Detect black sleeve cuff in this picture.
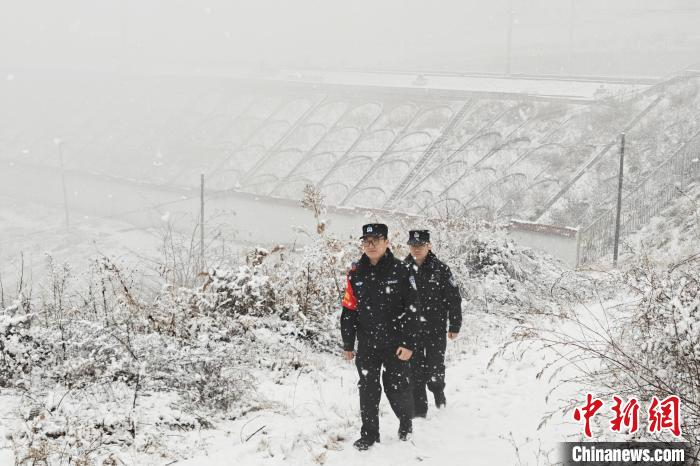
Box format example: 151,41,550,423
448,326,460,333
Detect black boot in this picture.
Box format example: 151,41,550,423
398,419,413,441
434,391,446,408
353,435,379,451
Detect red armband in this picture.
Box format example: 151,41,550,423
341,274,357,311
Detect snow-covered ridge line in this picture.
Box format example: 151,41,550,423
268,68,654,101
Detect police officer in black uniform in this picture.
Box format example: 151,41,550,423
404,230,462,417
341,223,420,450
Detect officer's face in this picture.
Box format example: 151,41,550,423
362,235,389,262
409,242,431,263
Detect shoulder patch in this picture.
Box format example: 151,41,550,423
448,273,457,287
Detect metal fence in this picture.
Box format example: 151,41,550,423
577,131,700,266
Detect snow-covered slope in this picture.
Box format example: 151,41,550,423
621,181,699,265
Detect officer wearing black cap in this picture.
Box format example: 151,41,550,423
340,223,420,450
405,229,462,417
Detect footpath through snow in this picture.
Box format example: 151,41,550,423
176,306,588,466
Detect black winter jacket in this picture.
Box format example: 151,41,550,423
340,249,420,352
404,251,462,335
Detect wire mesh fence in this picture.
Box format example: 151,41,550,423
577,131,700,266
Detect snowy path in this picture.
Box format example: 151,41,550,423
178,310,580,466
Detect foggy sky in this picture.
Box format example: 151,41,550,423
2,0,700,77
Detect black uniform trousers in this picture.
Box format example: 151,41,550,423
410,332,447,416
355,343,414,440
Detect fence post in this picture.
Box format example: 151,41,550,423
612,133,625,268
55,138,70,229
200,173,205,270
575,228,582,269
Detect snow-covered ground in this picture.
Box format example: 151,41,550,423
0,393,17,465
0,305,577,466
159,307,590,466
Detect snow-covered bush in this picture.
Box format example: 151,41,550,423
463,237,523,281
270,236,357,351
3,254,263,464
152,233,353,356
0,301,49,389
10,385,213,465
203,265,276,317
154,213,242,288
507,255,700,453
619,258,700,443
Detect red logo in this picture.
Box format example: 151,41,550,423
573,393,603,438
610,396,640,434
648,395,681,437
573,394,682,438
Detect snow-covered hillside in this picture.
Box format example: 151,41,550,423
621,181,699,265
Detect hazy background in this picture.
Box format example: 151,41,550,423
2,0,700,77
1,0,699,277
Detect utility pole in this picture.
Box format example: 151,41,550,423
506,0,514,75
568,0,575,74
612,133,625,267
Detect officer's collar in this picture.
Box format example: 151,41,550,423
405,250,435,269
360,248,394,270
